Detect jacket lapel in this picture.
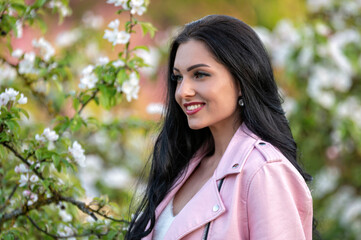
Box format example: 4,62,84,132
144,150,206,240
163,176,225,240
146,123,259,240
162,124,259,239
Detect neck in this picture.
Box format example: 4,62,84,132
209,121,241,159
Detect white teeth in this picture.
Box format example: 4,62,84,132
186,104,203,111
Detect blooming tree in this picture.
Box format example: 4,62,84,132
0,0,156,239
255,0,361,238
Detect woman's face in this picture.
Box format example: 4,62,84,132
174,40,241,130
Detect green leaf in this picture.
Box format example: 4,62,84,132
10,3,27,15
73,98,80,111
19,108,29,119
35,148,54,161
132,45,149,52
99,85,117,109
5,120,20,136
139,21,157,38
35,17,47,34
32,0,47,8
116,68,127,85
52,155,62,172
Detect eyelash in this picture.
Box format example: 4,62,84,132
171,71,210,82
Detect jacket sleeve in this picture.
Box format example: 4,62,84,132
246,161,313,240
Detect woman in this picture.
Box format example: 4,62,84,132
126,15,315,240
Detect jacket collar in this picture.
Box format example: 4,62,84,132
214,122,259,180
144,123,259,240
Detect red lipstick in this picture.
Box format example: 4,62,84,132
183,102,206,115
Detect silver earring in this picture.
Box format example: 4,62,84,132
238,98,244,107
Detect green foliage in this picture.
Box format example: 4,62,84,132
0,0,156,238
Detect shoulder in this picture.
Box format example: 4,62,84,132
240,139,311,200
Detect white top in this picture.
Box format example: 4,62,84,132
152,197,176,240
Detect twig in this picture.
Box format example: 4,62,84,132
89,207,129,224
59,196,98,221
27,216,110,239
78,89,99,115
1,142,44,181
0,185,18,213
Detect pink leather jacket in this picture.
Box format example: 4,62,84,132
143,123,313,240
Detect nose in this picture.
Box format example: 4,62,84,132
175,77,196,99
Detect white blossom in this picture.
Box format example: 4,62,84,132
82,11,104,29
15,164,29,173
57,224,75,240
0,93,9,106
30,174,39,183
59,209,73,222
68,141,86,167
315,23,331,36
27,193,38,206
48,0,71,17
19,174,29,187
146,103,164,115
136,47,160,75
32,37,55,62
106,0,127,7
131,0,144,7
108,19,120,29
0,63,17,83
12,49,24,58
112,59,125,68
36,128,59,142
318,91,335,109
254,27,273,50
130,5,146,16
43,128,59,142
328,29,360,75
19,52,37,74
337,97,361,127
56,29,82,47
79,65,98,89
341,198,361,225
22,190,31,197
96,57,109,66
5,88,19,101
297,44,313,67
102,167,131,189
307,0,334,12
15,20,23,38
7,7,15,16
313,166,340,198
103,19,130,46
17,93,27,105
121,72,140,102
270,20,301,67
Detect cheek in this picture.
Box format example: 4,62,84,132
174,88,181,106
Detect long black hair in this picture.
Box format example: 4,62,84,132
126,15,319,239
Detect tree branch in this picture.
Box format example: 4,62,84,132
59,196,98,221
0,185,18,213
1,142,44,181
89,206,129,224
27,216,110,239
78,88,99,115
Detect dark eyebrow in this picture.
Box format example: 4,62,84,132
173,63,210,73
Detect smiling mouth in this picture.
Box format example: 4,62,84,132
184,103,205,115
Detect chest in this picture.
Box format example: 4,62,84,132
173,159,218,216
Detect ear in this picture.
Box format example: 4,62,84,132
237,85,242,97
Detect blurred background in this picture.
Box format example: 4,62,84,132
3,0,361,239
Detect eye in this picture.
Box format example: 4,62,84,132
194,71,210,79
171,73,183,82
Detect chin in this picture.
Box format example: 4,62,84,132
187,121,207,130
